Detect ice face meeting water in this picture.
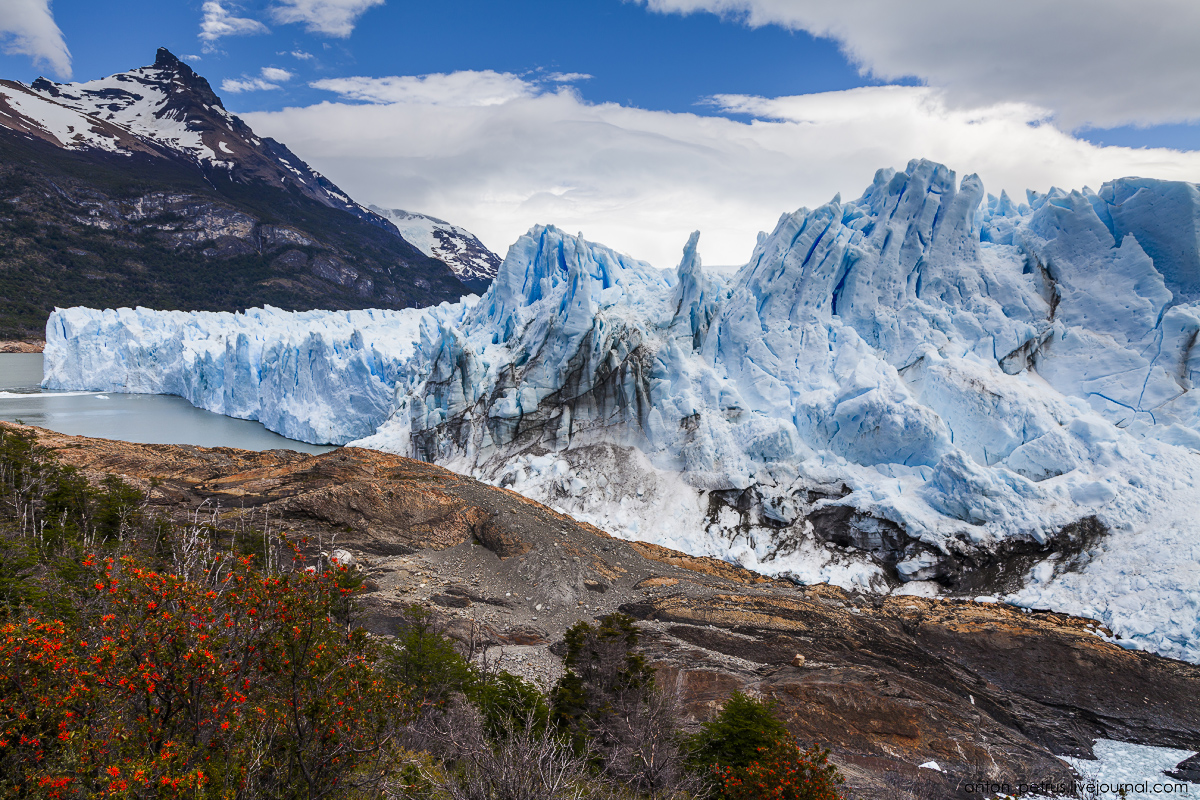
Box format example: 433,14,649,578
44,160,1200,664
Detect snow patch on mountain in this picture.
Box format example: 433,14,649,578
44,160,1200,664
28,64,221,164
0,80,132,154
372,207,500,291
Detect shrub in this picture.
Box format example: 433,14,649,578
474,669,550,739
690,692,846,800
551,613,695,798
551,613,656,742
0,552,410,799
389,604,476,709
688,691,791,771
713,741,844,800
0,538,43,614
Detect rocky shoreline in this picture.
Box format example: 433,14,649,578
0,340,44,353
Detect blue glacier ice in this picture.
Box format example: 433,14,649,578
43,305,464,443
44,160,1200,664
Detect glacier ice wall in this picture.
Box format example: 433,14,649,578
43,305,470,443
44,160,1200,663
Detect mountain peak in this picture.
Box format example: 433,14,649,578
152,48,208,92
371,207,501,292
150,48,224,111
154,47,187,72
2,50,491,295
10,49,386,223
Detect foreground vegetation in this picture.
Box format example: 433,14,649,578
0,425,846,799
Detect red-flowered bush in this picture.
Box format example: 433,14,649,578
714,741,845,800
0,552,407,799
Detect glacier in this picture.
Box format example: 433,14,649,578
43,306,457,444
44,159,1200,664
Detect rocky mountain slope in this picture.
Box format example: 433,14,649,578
372,206,501,294
7,420,1197,800
0,49,479,338
44,160,1200,664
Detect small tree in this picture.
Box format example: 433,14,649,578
688,691,791,770
388,604,476,710
689,692,846,800
474,670,550,739
551,613,656,744
551,613,695,798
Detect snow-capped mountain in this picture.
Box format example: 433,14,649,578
0,49,475,338
3,47,500,276
0,76,165,158
371,207,500,293
43,160,1200,664
5,49,369,223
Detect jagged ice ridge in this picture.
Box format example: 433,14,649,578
45,160,1200,664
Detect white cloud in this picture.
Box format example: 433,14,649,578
221,77,281,93
546,72,593,83
312,71,537,106
199,1,269,51
270,0,385,37
289,50,314,60
0,0,71,79
243,71,1200,270
221,67,294,93
638,0,1200,129
182,54,203,62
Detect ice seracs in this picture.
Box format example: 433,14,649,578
44,160,1200,664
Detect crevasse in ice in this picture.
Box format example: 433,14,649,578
44,160,1200,664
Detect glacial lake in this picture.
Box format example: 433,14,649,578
0,353,336,454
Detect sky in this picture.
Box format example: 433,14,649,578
2,0,1199,268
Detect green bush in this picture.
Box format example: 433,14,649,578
551,612,656,743
0,538,42,614
475,669,551,738
388,603,550,735
688,692,847,800
389,604,477,708
688,691,791,771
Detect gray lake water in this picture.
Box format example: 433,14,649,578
0,353,336,454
